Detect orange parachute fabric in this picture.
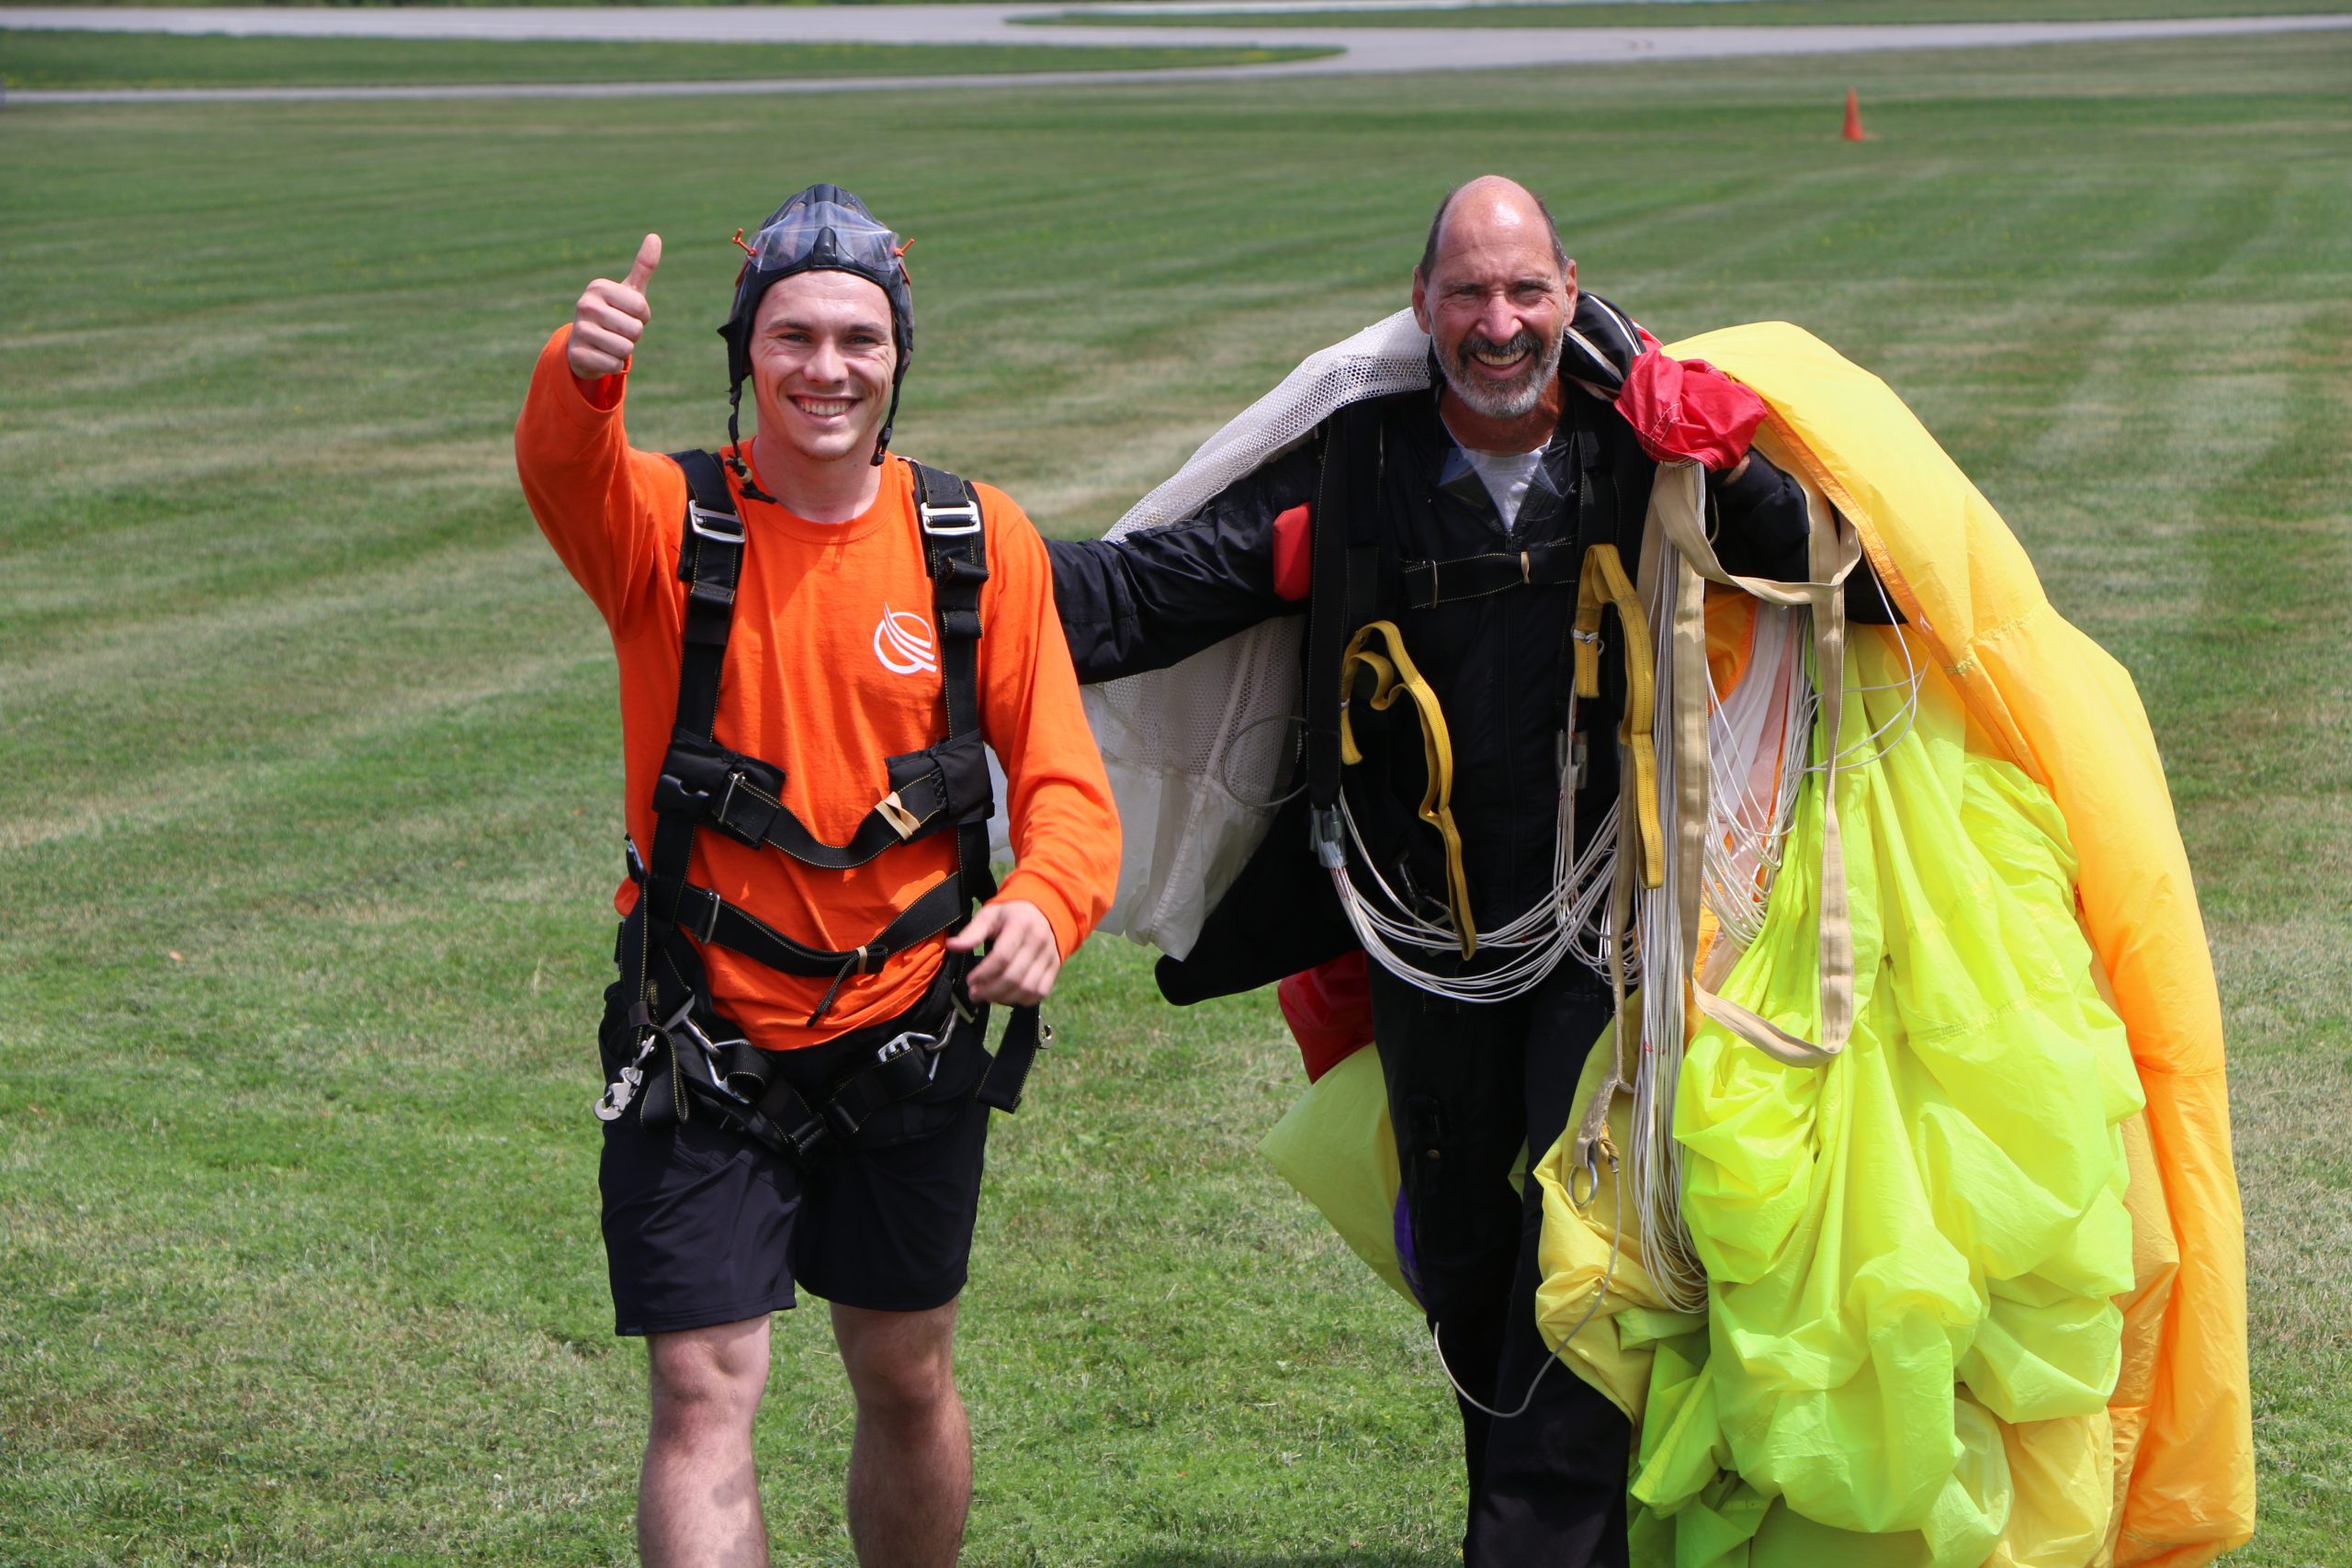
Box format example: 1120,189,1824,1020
1673,322,2253,1566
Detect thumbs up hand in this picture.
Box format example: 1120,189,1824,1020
568,233,662,380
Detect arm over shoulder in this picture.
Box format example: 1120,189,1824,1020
1046,440,1319,683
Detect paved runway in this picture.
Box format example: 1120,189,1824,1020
6,6,2348,103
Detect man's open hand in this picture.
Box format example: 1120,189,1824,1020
945,899,1060,1008
568,233,662,380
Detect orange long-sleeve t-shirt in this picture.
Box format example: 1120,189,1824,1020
515,326,1119,1050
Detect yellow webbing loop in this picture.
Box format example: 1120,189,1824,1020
1339,620,1478,958
1651,457,1863,1067
1575,545,1665,890
876,790,921,840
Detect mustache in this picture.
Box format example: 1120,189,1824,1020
1456,330,1541,370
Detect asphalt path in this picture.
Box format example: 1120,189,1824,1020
6,6,2349,102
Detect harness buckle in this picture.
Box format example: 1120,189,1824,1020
686,502,745,546
917,498,983,537
661,998,761,1105
1307,806,1346,871
594,1032,660,1122
593,1064,643,1121
875,1027,945,1083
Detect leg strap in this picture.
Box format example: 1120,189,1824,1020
976,1005,1050,1113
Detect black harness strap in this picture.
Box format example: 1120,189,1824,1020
605,450,1048,1163
661,873,967,981
1398,539,1582,611
1302,403,1385,867
641,450,747,942
653,728,989,870
908,461,997,918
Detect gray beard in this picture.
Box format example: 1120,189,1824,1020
1442,327,1566,421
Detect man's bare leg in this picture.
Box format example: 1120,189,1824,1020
640,1315,774,1568
831,1300,970,1568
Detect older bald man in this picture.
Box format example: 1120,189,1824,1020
1049,178,1832,1564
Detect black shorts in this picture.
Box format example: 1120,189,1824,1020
599,1028,991,1337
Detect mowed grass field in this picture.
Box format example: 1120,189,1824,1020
0,32,1333,91
4,30,2348,1568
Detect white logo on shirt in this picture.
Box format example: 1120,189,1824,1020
874,606,938,676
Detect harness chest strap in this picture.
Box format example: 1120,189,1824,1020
1398,539,1582,611
654,728,991,871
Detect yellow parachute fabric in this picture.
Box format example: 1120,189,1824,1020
1674,323,2251,1566
1260,1047,1412,1303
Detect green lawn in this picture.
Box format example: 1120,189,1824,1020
1036,0,2352,26
3,28,2346,1568
0,29,1329,89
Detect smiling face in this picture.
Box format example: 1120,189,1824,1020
1411,179,1578,427
746,270,899,472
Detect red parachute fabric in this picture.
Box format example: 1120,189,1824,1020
1278,951,1374,1081
1615,347,1767,471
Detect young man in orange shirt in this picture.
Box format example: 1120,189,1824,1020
515,186,1118,1568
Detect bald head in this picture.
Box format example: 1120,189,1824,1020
1418,176,1568,283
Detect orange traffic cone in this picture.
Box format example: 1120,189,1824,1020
1842,89,1867,141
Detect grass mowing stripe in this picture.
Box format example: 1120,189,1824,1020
3,31,2346,1565
0,29,1333,89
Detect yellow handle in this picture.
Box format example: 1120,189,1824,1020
1575,546,1664,890
1340,620,1479,958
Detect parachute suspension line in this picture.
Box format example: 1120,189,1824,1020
1699,604,1817,953
1631,552,1708,1314
1808,570,1923,777
1430,1137,1624,1421
1216,706,1309,812
1327,710,1626,1007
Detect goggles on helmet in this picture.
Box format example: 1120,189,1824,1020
718,184,916,470
740,193,908,288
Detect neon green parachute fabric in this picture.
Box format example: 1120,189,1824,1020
1535,633,2145,1567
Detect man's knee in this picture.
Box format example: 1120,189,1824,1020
833,1302,959,1427
647,1318,772,1441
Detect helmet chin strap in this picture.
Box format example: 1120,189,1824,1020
723,384,779,504
870,374,905,467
